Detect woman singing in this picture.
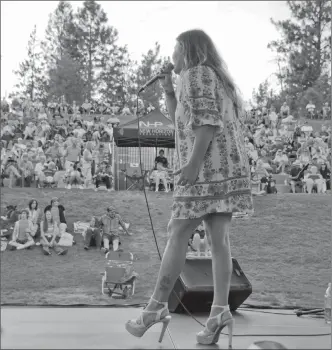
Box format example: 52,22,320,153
125,29,253,346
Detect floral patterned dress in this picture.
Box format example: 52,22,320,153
171,65,253,220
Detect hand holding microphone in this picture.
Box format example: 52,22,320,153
138,63,174,104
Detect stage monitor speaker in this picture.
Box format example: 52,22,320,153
168,257,252,313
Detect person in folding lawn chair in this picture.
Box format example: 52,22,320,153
100,206,131,253
83,216,102,250
8,209,35,251
40,210,68,256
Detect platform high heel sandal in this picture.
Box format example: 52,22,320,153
125,297,172,343
196,305,234,348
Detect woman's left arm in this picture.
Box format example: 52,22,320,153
179,66,222,180
188,126,215,169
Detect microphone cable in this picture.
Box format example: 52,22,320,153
134,90,205,328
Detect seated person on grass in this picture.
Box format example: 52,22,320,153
100,206,131,254
8,209,35,250
34,154,47,187
93,161,113,191
289,160,305,193
251,159,270,193
27,198,42,243
64,162,84,189
303,165,324,194
40,210,67,256
44,197,67,226
84,216,102,250
320,163,331,192
272,149,288,174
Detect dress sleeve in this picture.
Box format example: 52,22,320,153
183,66,223,129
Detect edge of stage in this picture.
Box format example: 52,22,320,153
1,306,331,349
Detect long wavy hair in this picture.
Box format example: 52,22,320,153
43,210,54,233
28,198,38,210
176,29,243,111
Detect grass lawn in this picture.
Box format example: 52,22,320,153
1,188,331,309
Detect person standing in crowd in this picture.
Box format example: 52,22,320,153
125,29,253,347
82,141,93,188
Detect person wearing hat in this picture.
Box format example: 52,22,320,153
289,159,304,193
99,206,131,253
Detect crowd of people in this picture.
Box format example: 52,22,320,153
0,96,125,190
243,102,331,194
0,96,173,191
2,196,131,254
1,96,331,195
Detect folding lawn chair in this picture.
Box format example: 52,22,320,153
101,251,137,298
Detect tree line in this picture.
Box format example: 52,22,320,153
11,0,169,112
251,0,331,115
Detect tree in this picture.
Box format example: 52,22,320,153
97,44,137,109
133,42,169,111
74,0,121,100
267,0,331,110
47,53,86,105
41,1,78,71
13,25,46,101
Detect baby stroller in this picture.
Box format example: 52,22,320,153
101,251,137,298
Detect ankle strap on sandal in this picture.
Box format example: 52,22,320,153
150,297,168,306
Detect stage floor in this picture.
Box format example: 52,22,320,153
1,307,331,349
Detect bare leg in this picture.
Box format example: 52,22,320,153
103,237,110,251
290,181,296,193
155,175,160,192
142,217,203,323
17,240,35,250
306,179,314,193
112,238,119,251
203,213,232,310
162,176,169,192
316,180,323,193
9,241,23,248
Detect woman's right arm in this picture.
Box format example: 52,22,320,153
165,93,177,124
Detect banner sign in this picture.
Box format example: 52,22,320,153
139,128,175,137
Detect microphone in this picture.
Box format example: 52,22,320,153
138,63,174,93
